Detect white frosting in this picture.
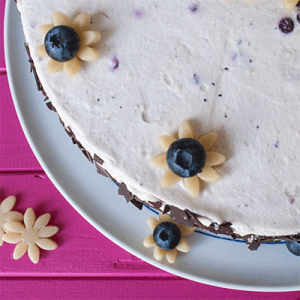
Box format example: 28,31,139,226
17,0,300,237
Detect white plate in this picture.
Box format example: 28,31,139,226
4,1,300,292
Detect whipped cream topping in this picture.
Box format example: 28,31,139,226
17,0,300,236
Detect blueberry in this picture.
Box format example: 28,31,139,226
167,138,206,178
278,17,294,34
286,241,300,256
153,222,181,250
297,13,300,24
44,26,80,62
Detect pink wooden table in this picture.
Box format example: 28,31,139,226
0,1,299,299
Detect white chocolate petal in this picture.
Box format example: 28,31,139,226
160,169,181,187
183,176,200,197
13,241,28,260
77,46,99,62
166,249,178,263
2,232,22,244
205,151,226,167
63,57,82,78
5,222,25,233
198,132,218,151
36,44,48,57
4,211,23,222
36,238,58,250
158,135,176,151
147,217,159,231
39,24,53,37
46,59,63,74
80,31,101,46
24,208,35,229
53,12,72,27
28,243,40,264
178,225,195,237
34,213,51,230
143,234,156,248
150,153,168,169
38,226,59,238
0,196,16,214
198,166,220,183
178,121,195,139
72,12,90,32
176,237,190,253
0,227,4,246
283,0,298,10
159,213,172,223
153,246,166,261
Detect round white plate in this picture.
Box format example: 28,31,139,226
4,1,300,292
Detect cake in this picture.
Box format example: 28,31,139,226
16,0,300,250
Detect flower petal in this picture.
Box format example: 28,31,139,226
72,12,90,32
198,132,218,151
283,0,299,10
80,31,101,46
166,249,178,263
4,211,23,222
53,12,72,27
158,135,176,151
147,217,159,231
0,196,16,214
178,225,195,237
160,169,181,187
34,213,51,230
178,121,195,139
176,237,190,253
28,243,40,264
159,213,172,223
0,227,4,246
143,234,156,248
63,56,81,78
4,222,25,233
36,44,48,57
198,166,220,183
13,241,28,260
206,151,226,167
24,208,35,229
47,59,63,74
153,246,166,261
38,226,59,238
183,176,200,197
2,232,22,244
150,153,168,169
36,238,58,250
39,24,54,37
77,46,99,62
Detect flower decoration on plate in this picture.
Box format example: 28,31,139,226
0,196,23,246
2,208,59,264
150,120,226,197
36,12,101,78
143,213,195,264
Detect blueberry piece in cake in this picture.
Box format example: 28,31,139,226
286,241,300,256
44,25,80,62
297,13,300,24
167,138,206,178
153,221,182,250
278,17,294,34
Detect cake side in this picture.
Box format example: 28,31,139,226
17,0,300,240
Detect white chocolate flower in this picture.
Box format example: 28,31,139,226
36,12,101,78
0,196,23,246
150,121,226,197
143,213,195,264
2,208,59,264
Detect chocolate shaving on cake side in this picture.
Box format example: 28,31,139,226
24,43,300,251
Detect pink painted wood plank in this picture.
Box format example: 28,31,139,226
0,75,42,171
0,173,166,277
0,1,5,70
0,278,299,300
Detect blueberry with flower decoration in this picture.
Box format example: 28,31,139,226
36,12,101,78
151,121,226,197
143,213,195,264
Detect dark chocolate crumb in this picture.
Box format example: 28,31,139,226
274,140,279,148
224,113,228,118
249,59,252,63
218,94,222,97
256,126,259,129
119,106,122,109
290,198,295,204
203,99,207,102
211,83,215,86
97,98,100,102
224,67,229,71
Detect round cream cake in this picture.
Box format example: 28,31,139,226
16,0,300,243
